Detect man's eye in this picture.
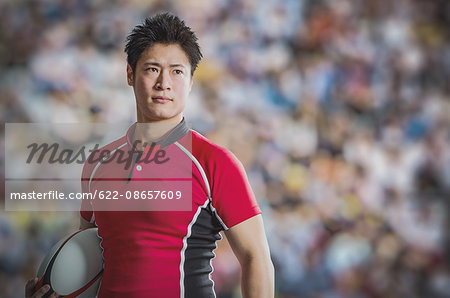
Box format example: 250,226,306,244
145,67,158,72
174,69,183,75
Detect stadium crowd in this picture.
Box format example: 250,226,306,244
1,0,450,297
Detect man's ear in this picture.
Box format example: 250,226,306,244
127,64,134,86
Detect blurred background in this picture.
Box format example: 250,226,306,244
1,0,450,297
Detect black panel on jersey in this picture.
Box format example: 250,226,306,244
184,202,223,298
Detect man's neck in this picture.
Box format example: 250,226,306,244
134,118,182,149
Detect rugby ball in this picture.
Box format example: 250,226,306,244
36,228,103,297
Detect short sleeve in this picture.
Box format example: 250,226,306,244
208,148,261,229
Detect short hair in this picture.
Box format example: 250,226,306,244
125,13,202,76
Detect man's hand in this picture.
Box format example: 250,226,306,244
27,215,92,298
25,278,59,298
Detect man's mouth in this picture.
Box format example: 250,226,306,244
152,96,172,103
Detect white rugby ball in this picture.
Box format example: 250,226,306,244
37,228,103,297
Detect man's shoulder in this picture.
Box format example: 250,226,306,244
98,136,128,152
191,130,227,155
190,130,240,166
82,135,128,173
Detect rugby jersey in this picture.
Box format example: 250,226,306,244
80,119,261,297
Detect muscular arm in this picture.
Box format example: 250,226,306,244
224,214,274,298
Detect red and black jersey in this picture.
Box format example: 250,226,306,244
80,119,261,297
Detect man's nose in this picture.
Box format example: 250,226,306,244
155,71,171,90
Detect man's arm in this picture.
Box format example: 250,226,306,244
80,216,97,229
224,214,274,298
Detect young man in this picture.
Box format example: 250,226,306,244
26,13,274,298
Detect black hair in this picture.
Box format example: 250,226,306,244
125,13,202,76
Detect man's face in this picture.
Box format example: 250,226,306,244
127,43,193,123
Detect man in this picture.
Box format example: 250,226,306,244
26,13,274,297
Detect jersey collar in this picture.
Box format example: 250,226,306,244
126,118,189,151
